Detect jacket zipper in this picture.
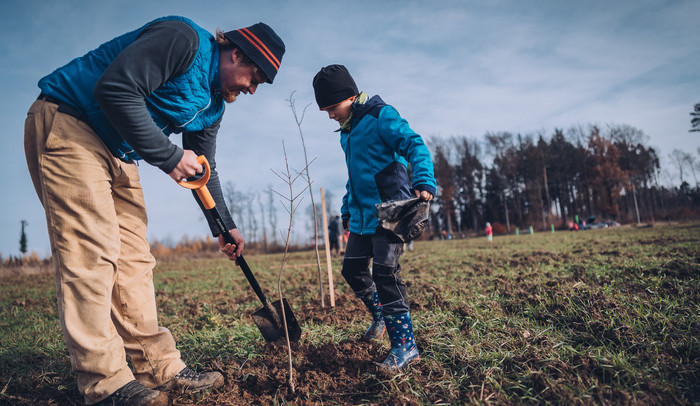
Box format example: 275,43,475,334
345,130,364,235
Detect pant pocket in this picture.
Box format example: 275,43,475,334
44,114,69,152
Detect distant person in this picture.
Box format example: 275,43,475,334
24,16,285,405
328,215,342,256
313,64,436,371
405,240,414,252
485,222,493,243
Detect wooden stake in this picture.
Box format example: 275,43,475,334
320,188,336,307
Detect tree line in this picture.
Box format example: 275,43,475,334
11,106,700,259
152,120,700,251
426,123,700,236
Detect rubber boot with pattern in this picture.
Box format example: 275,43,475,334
380,312,420,371
360,291,386,341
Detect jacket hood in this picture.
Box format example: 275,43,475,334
352,94,385,122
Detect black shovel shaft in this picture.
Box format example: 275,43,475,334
208,205,283,327
205,205,271,308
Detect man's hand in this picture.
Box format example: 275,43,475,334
415,189,434,201
169,149,203,182
219,228,245,262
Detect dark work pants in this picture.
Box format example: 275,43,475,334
341,231,409,315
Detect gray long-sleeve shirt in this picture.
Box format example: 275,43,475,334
94,20,236,235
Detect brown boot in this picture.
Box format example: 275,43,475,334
158,367,224,391
95,380,168,406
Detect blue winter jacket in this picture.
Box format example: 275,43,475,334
37,16,224,164
340,95,437,235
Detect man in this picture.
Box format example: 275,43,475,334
24,16,285,405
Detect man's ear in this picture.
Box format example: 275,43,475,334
231,48,243,64
220,48,235,69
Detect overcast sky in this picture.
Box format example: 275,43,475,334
1,0,698,257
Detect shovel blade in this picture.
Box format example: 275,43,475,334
252,298,302,343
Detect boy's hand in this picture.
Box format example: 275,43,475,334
342,217,349,230
415,190,434,201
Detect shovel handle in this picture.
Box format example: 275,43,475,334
177,155,215,209
178,156,276,315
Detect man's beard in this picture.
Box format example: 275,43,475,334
222,89,239,103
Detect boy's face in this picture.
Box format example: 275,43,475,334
321,96,356,124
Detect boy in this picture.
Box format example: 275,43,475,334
312,64,436,371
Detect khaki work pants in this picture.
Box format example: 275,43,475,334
24,99,186,404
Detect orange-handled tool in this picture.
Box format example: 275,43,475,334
177,155,215,210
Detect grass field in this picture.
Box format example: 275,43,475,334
1,223,698,405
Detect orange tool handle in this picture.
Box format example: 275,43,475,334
176,156,268,306
176,155,215,210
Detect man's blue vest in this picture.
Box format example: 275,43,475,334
38,16,224,162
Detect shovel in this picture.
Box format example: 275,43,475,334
177,155,301,343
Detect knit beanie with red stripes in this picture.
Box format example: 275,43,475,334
224,23,285,83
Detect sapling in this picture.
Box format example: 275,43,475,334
287,91,325,308
270,141,314,394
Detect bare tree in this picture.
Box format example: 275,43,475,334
485,131,515,231
287,91,325,308
681,152,698,187
257,192,268,252
608,123,649,145
668,149,687,185
452,135,484,232
270,141,314,395
429,137,457,234
267,188,278,248
323,189,336,221
306,202,322,241
248,192,259,244
224,182,245,236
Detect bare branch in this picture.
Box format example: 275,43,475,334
293,188,310,202
298,102,312,125
270,168,289,183
271,188,290,201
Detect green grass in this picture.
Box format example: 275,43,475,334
1,223,698,405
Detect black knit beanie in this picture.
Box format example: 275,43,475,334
312,64,359,109
223,22,285,84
